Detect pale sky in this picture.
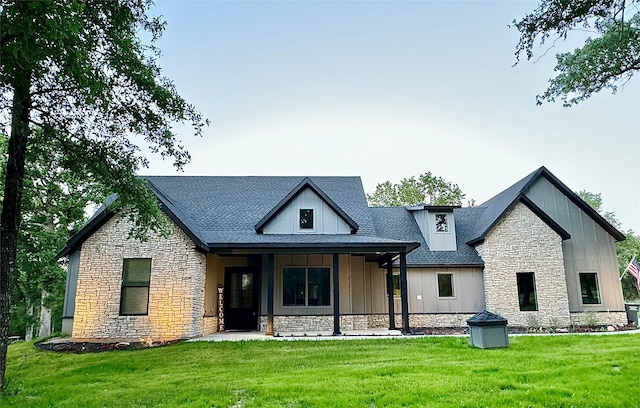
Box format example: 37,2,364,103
141,0,640,233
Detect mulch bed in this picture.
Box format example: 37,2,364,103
34,338,179,353
411,324,638,336
31,324,638,353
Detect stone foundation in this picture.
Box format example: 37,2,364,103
202,316,219,335
409,313,476,328
257,313,478,332
570,311,628,327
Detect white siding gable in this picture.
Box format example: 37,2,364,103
262,188,351,234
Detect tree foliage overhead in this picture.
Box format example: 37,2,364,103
0,0,207,391
1,0,206,236
367,172,466,207
513,0,640,106
577,190,640,301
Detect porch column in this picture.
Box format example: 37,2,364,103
266,253,275,336
399,252,410,333
386,262,396,330
333,253,341,335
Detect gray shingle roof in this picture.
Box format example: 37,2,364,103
467,166,624,244
143,176,417,252
370,207,484,266
61,167,622,264
466,168,540,245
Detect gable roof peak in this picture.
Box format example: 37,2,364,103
254,176,360,234
469,166,625,244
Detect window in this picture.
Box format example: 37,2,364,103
516,272,537,311
283,267,330,306
299,209,314,229
437,273,454,297
391,274,401,297
435,213,448,232
229,271,254,309
120,258,151,315
579,273,601,304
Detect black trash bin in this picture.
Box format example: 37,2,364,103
625,303,639,326
467,310,509,349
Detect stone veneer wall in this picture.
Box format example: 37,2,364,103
257,313,476,332
477,202,571,327
259,315,370,332
570,312,628,327
72,215,207,341
202,317,219,335
409,313,476,328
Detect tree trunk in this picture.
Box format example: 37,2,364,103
25,304,34,341
0,72,31,392
37,291,52,339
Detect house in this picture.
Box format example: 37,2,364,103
58,167,627,341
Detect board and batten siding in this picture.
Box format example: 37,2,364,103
274,254,335,315
524,177,625,313
406,267,485,313
262,188,351,234
61,250,81,334
411,210,457,251
268,254,388,316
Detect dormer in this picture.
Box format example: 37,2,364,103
255,178,359,235
407,204,459,251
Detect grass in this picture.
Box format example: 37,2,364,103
2,334,640,407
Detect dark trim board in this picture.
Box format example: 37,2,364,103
210,242,420,255
147,180,209,252
403,263,485,268
257,312,484,317
56,209,115,258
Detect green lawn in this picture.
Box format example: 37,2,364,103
2,334,640,407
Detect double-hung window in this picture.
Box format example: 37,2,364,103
120,258,151,315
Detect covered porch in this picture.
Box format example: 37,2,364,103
202,241,418,337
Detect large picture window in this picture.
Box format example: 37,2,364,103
579,273,601,304
283,267,330,306
120,258,151,315
516,272,537,311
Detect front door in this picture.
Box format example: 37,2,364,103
224,267,259,330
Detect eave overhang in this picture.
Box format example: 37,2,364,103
208,240,420,256
56,207,116,258
146,180,209,253
406,204,462,211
